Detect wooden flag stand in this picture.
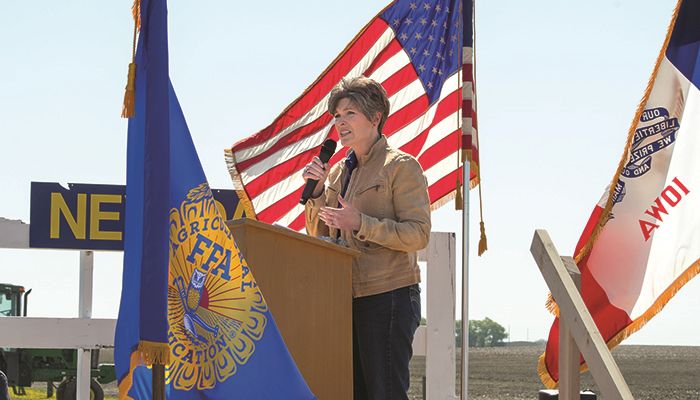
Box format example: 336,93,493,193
530,230,634,400
152,364,165,400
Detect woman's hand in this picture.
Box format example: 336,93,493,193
301,156,330,198
319,195,362,232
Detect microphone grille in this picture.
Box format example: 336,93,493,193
318,139,337,162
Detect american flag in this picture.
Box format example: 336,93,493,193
226,0,479,230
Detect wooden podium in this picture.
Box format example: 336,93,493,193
226,218,359,400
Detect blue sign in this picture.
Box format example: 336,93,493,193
29,182,248,250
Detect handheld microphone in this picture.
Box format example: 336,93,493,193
300,139,337,205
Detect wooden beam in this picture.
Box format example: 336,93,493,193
0,317,116,348
530,230,633,400
559,256,581,400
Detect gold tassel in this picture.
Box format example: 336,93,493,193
477,221,487,256
121,1,139,118
121,62,137,118
455,179,463,210
137,340,170,365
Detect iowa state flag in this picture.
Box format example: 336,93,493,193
540,0,700,387
114,0,315,398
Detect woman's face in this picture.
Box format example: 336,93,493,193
333,98,379,154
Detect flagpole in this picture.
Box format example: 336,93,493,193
461,159,470,400
152,364,165,400
460,0,474,397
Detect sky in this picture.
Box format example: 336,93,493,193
1,0,699,346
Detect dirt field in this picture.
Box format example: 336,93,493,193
409,343,700,400
39,344,699,399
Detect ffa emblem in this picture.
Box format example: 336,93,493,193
166,183,267,390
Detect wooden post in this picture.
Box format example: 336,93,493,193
152,364,165,400
559,256,581,400
419,232,459,400
530,230,633,400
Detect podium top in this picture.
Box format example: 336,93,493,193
225,218,361,258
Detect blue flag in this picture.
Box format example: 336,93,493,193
114,1,315,398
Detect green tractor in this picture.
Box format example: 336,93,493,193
0,283,116,399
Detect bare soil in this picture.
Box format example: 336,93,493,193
409,343,700,400
37,344,698,399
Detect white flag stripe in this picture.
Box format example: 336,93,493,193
462,82,474,100
386,80,427,121
241,121,334,185
276,203,307,228
367,47,412,84
234,27,396,164
462,47,473,63
424,150,459,184
250,167,305,213
419,109,460,157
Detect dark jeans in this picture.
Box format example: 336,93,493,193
353,284,421,400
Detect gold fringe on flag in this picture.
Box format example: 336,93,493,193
545,293,559,317
121,62,137,118
224,148,259,219
137,340,170,365
121,0,140,118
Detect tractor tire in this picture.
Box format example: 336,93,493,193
56,378,104,400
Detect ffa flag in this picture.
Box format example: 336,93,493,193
539,0,700,387
114,0,315,398
226,0,479,230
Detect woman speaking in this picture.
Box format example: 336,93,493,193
303,77,431,400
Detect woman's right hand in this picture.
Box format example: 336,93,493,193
302,156,330,198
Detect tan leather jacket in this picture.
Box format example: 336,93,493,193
305,136,431,297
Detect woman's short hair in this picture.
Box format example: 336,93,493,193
328,77,391,134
